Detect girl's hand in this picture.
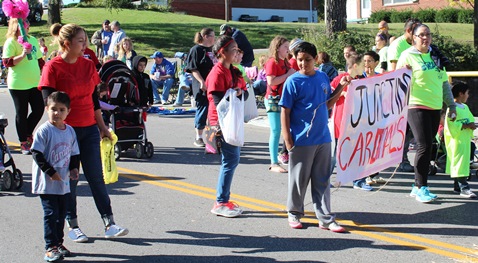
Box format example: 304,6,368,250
69,168,79,180
234,88,243,96
287,68,296,76
50,173,62,181
100,126,113,140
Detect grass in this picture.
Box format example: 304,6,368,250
0,7,474,58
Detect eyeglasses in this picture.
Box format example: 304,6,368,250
415,33,432,39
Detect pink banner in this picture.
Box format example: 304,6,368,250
336,68,412,184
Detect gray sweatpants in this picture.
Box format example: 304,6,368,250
287,143,335,224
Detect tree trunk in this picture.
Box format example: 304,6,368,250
326,0,347,37
475,0,478,50
48,1,62,25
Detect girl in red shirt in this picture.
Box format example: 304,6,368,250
206,35,248,218
39,23,128,245
265,36,296,173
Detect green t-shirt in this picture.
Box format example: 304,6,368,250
396,47,448,110
2,35,41,90
387,35,410,70
444,103,474,178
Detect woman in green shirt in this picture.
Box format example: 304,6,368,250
397,24,456,203
2,18,44,155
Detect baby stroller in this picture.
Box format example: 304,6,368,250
99,60,154,160
0,116,23,191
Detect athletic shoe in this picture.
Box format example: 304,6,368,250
105,224,129,239
470,163,478,169
424,186,438,200
57,245,71,257
460,188,477,198
210,201,243,218
278,152,289,165
415,186,434,203
319,221,346,233
44,247,63,262
410,184,419,197
353,180,373,191
194,138,205,147
68,227,88,243
288,217,303,229
398,161,414,172
20,141,31,155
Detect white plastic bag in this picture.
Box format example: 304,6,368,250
243,85,258,122
217,89,245,146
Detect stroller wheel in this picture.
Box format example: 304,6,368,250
144,142,154,159
114,144,121,161
14,169,23,190
1,170,14,191
429,164,437,176
135,143,144,159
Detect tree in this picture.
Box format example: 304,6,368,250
47,0,62,25
448,0,477,49
325,0,347,37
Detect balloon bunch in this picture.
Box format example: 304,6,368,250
2,0,32,60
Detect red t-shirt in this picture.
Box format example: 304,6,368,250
39,56,101,127
265,58,288,98
330,72,350,139
289,57,299,71
206,63,246,126
83,47,100,67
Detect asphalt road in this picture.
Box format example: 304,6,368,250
0,86,477,263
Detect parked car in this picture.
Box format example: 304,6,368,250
0,0,43,26
238,14,257,22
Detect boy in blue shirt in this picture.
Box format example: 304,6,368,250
280,41,351,232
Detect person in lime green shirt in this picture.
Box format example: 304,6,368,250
396,24,457,203
2,18,44,154
444,81,477,198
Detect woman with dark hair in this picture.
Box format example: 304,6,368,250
397,23,456,203
185,28,216,147
2,18,44,154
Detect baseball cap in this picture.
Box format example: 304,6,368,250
220,24,231,35
103,20,110,25
150,51,164,59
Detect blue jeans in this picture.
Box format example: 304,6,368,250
41,194,67,250
174,74,192,105
265,99,281,164
151,77,175,102
216,140,241,203
252,80,267,96
66,125,113,226
194,91,208,130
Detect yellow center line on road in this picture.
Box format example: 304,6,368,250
117,167,478,262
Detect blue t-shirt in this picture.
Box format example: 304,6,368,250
279,71,332,147
101,30,113,56
150,59,175,76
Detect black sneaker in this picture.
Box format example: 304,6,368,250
58,244,72,257
194,138,205,147
44,247,63,262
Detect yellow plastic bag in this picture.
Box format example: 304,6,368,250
101,130,118,184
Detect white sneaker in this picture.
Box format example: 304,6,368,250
105,224,129,238
68,228,88,243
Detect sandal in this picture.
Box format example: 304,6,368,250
269,164,287,173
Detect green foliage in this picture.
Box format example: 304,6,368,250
368,10,392,23
432,31,478,71
302,27,374,71
457,8,474,23
435,7,459,23
414,8,435,23
390,9,413,23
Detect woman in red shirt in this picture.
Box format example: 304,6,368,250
39,23,128,244
206,35,248,218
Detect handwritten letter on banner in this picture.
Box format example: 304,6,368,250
336,68,412,184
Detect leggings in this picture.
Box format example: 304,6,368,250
9,88,44,142
265,100,281,164
407,108,441,188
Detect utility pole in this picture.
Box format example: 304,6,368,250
225,0,230,22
